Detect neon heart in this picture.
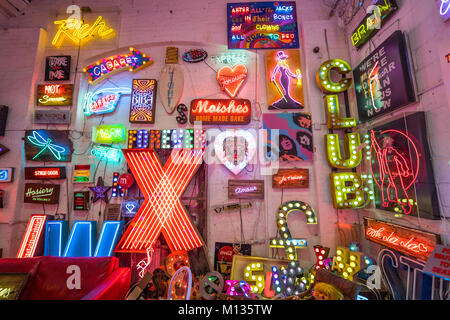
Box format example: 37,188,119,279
216,64,248,98
214,130,256,175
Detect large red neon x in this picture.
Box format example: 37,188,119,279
115,149,204,253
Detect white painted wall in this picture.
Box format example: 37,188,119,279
0,0,447,275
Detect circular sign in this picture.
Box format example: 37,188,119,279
118,173,134,189
199,271,224,300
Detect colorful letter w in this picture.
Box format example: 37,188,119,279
114,149,204,253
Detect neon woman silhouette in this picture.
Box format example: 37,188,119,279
270,51,303,110
370,130,419,215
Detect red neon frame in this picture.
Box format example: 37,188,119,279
115,149,204,253
16,214,47,258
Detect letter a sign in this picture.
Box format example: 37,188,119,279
115,149,204,253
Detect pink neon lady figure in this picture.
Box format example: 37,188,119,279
270,51,303,110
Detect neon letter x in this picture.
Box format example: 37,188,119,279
115,149,204,253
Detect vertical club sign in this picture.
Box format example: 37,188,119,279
315,59,373,209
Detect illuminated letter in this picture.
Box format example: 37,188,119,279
332,246,362,281
315,59,352,94
324,95,356,129
94,221,124,257
330,173,368,209
44,220,69,256
325,133,362,169
63,221,97,257
244,262,265,294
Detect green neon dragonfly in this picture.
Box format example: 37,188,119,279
27,130,67,161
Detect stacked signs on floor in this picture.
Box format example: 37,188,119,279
227,2,299,49
354,31,415,122
263,113,313,161
369,112,440,219
214,242,251,281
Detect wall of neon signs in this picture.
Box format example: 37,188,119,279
353,31,415,123
227,2,299,49
369,112,440,219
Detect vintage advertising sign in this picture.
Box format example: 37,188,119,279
129,79,157,123
262,112,313,161
423,245,450,280
73,165,91,183
363,217,440,261
354,31,415,123
370,112,440,219
83,86,131,117
272,168,309,188
73,191,89,211
0,168,14,183
190,99,251,125
24,183,60,204
351,0,398,50
36,84,73,107
228,180,264,199
121,199,141,218
182,49,208,63
0,105,8,136
83,47,152,85
227,2,299,49
24,130,72,162
214,242,252,281
24,167,66,180
92,124,126,143
45,56,71,81
34,110,71,124
266,49,304,110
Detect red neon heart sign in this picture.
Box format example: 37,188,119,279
115,149,204,253
216,64,248,98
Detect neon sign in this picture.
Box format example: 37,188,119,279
129,79,157,123
91,145,121,162
74,191,89,211
228,180,264,199
313,245,330,271
127,129,205,150
272,168,308,188
216,65,248,98
24,130,72,162
36,84,73,106
73,165,91,183
210,52,247,65
52,15,115,48
92,124,126,144
89,177,111,203
114,149,204,253
23,183,60,204
45,56,71,81
121,199,141,218
266,50,304,110
0,143,9,157
364,217,440,261
24,167,66,180
351,0,398,50
227,2,300,49
0,168,13,183
182,49,208,63
83,87,131,116
17,214,47,258
331,246,362,281
190,99,251,125
83,47,152,85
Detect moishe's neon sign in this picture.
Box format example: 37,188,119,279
316,59,374,209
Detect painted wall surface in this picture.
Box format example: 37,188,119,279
0,0,447,277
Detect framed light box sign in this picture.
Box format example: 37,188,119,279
34,110,71,125
353,30,415,123
369,112,440,219
190,99,251,125
24,167,66,180
227,2,300,49
45,55,71,81
24,183,60,204
24,130,72,162
36,84,73,107
228,180,264,199
0,168,14,183
129,79,157,123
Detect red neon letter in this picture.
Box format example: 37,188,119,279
17,214,47,258
115,149,204,253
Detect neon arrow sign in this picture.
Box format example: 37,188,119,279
82,47,153,85
83,87,131,116
115,149,204,253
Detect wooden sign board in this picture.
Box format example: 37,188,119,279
129,79,156,123
34,110,71,124
24,183,60,204
212,201,253,214
45,55,71,81
272,168,309,188
36,84,73,106
228,180,264,199
190,99,251,125
363,217,440,261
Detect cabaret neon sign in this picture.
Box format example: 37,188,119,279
52,16,116,48
82,47,153,85
114,149,204,253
